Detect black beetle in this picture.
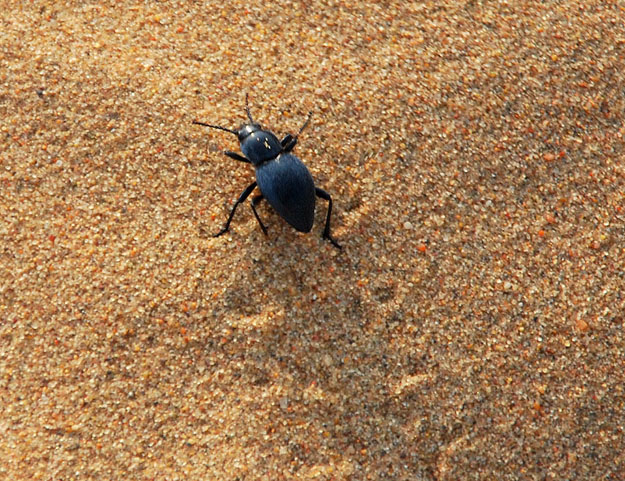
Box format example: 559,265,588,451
193,95,341,249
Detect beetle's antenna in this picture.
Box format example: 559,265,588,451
245,93,254,123
192,120,238,135
296,112,312,138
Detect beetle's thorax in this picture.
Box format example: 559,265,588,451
239,124,283,166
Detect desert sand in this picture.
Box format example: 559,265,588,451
1,1,624,479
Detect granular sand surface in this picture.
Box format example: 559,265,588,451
1,1,624,480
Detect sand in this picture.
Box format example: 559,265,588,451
1,1,624,479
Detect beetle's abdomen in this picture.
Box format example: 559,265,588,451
255,154,316,232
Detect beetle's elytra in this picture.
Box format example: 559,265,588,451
193,95,341,249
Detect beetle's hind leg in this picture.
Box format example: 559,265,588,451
315,188,342,249
214,181,257,237
251,194,268,235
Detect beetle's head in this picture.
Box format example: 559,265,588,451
191,94,266,143
237,122,262,141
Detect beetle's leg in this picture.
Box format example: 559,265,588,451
282,136,297,153
315,187,342,249
280,134,294,148
250,194,268,236
282,112,312,153
214,181,257,237
297,112,312,136
224,151,251,163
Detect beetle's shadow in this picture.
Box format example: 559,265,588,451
219,240,313,317
190,239,453,479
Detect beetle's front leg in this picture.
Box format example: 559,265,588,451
224,151,251,163
281,112,312,153
280,134,295,149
